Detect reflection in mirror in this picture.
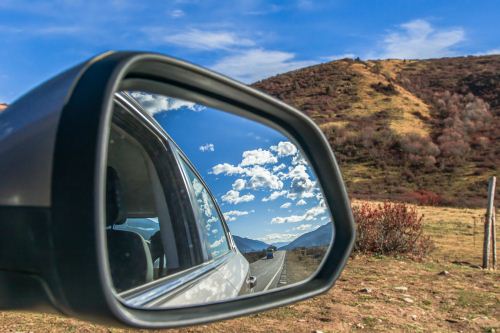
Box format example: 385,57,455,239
105,90,334,309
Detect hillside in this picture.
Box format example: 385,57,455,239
253,55,500,207
280,222,333,250
233,235,270,253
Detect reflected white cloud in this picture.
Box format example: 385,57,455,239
199,143,215,152
223,210,251,222
280,202,291,209
257,233,298,243
293,224,313,231
130,91,205,115
271,204,326,224
232,179,246,191
262,190,287,202
270,141,297,157
221,190,255,204
240,148,277,166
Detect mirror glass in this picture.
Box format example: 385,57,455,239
105,90,334,309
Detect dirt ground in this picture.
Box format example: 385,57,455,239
285,247,326,285
1,203,498,332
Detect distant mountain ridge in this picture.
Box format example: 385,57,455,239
271,241,290,248
233,235,270,253
280,223,333,250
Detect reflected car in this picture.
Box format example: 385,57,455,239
106,92,256,307
266,247,274,259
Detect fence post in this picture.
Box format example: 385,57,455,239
492,210,496,269
483,176,496,269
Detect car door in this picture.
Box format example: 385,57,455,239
172,152,252,303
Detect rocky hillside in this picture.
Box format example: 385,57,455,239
253,55,500,207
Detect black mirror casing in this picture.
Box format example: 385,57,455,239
0,52,355,328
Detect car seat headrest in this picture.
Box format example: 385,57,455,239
106,166,126,226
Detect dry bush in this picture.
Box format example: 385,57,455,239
353,202,434,259
399,133,440,168
405,190,446,206
370,82,398,96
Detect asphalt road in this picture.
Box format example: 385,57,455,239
249,250,286,293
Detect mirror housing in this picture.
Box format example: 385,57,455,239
0,51,355,328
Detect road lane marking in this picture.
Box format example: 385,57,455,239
263,251,286,291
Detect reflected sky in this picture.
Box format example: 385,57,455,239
130,92,332,245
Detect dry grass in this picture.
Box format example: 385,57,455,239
285,247,327,285
348,61,431,137
1,203,498,332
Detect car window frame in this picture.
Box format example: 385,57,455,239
174,151,234,260
113,92,238,308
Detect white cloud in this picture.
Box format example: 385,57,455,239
211,48,317,83
211,163,246,176
169,9,185,18
246,165,283,190
280,202,292,209
232,179,246,191
257,233,298,243
272,163,286,172
221,190,255,204
474,48,500,56
210,236,225,248
293,224,312,231
270,141,298,157
0,24,83,36
160,29,254,50
271,204,326,224
296,199,307,206
262,190,287,202
129,92,205,115
284,164,316,199
321,53,356,61
378,19,465,59
223,210,250,222
199,143,215,152
212,163,282,191
240,148,277,166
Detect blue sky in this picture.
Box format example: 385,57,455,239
129,91,330,244
1,0,499,103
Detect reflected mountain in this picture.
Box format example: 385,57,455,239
233,236,270,253
280,223,333,250
271,241,290,248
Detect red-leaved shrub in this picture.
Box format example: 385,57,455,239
352,202,434,259
406,190,445,206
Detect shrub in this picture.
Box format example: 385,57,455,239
406,190,445,206
352,202,434,259
399,133,440,169
370,82,398,96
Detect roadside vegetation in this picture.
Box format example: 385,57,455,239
352,201,434,259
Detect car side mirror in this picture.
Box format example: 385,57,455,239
0,51,355,328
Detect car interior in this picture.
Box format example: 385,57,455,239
105,111,179,292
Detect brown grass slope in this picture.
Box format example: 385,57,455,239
253,55,500,208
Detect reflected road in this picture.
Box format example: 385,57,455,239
249,250,286,293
